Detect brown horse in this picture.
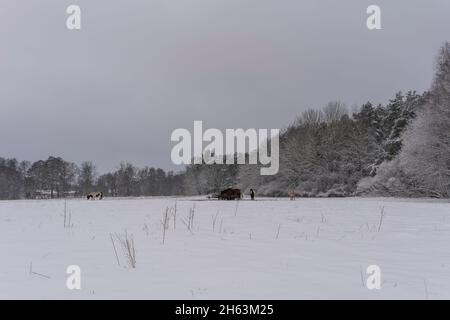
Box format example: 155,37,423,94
218,188,242,200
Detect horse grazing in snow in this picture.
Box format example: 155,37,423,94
87,192,103,200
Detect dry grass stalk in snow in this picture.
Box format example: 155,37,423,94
275,224,281,239
378,207,386,232
212,211,220,232
219,219,223,233
110,233,120,266
29,262,51,279
172,202,177,230
112,232,137,268
162,207,170,244
359,265,365,287
183,204,195,233
234,201,239,216
63,200,73,229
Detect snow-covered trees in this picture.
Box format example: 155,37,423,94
183,47,440,198
273,103,383,196
0,156,185,200
381,91,426,162
183,89,429,198
0,158,25,200
24,157,77,198
78,161,97,195
1,43,448,199
183,155,240,195
358,43,450,198
397,43,450,197
97,164,184,197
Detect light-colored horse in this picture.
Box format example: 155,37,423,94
288,189,296,201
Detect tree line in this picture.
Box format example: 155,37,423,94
183,43,450,198
0,158,184,200
1,43,449,200
183,92,427,197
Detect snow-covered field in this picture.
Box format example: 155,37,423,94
0,197,449,300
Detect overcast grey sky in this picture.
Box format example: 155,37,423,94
1,0,449,172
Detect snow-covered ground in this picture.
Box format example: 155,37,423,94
0,197,449,300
